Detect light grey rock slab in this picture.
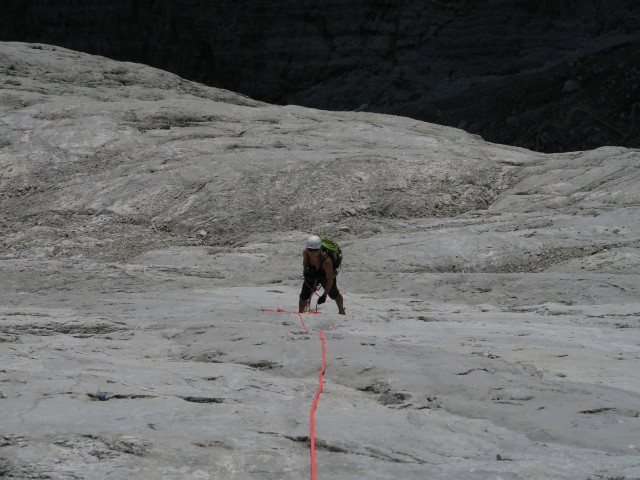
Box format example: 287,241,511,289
2,254,640,479
1,43,640,479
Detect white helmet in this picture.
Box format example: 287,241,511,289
306,235,322,250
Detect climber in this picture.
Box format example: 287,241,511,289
299,235,345,315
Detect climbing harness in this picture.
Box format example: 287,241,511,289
303,278,324,313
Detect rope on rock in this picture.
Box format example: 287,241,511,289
262,307,326,479
262,308,320,329
309,329,326,480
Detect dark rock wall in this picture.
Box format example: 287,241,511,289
2,0,640,152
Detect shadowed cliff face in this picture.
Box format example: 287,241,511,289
2,0,640,153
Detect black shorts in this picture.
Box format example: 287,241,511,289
300,274,340,301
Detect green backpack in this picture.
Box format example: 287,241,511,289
319,236,343,276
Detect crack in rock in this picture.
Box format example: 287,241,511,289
0,322,125,337
179,350,224,362
242,360,282,370
456,368,491,375
181,396,225,404
87,392,156,401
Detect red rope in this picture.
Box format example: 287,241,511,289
303,279,321,313
309,329,326,480
262,308,321,329
262,307,327,479
298,313,307,330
